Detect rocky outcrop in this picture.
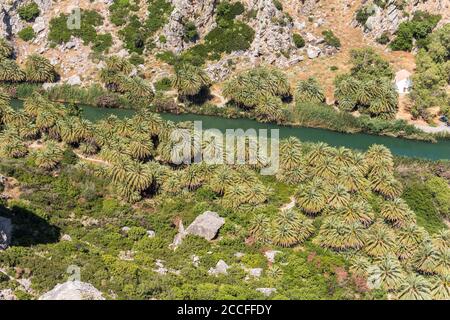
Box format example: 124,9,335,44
247,0,298,67
185,211,225,241
170,211,225,249
160,0,218,53
0,216,12,250
39,281,105,300
0,0,51,38
354,0,449,41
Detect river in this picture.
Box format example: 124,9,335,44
10,99,450,160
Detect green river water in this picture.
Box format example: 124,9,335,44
10,99,450,160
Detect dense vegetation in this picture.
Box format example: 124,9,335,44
48,10,112,53
0,92,448,299
390,11,441,52
334,48,398,119
18,2,40,22
157,1,254,66
0,39,56,84
409,24,449,120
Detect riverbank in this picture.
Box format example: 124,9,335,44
9,98,450,161
1,82,437,142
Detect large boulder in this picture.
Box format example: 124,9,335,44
39,281,105,300
0,216,12,251
186,211,225,241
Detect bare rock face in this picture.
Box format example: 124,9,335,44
0,0,51,38
0,216,12,251
185,211,225,241
248,0,296,67
39,281,105,300
160,0,218,53
355,0,449,41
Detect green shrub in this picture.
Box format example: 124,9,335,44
18,2,40,22
292,33,305,48
205,21,254,55
48,10,112,53
376,32,390,45
273,0,283,11
18,26,36,42
154,77,172,91
129,53,145,66
390,11,441,51
183,21,199,42
216,1,245,25
322,30,341,48
355,6,373,25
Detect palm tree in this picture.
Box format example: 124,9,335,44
350,256,371,277
172,63,210,98
349,152,369,176
208,165,234,195
104,56,133,74
306,142,332,165
381,198,416,227
127,136,154,161
123,76,154,105
254,95,284,123
0,89,9,106
272,209,314,247
276,166,308,185
370,172,403,199
365,144,394,171
249,213,271,243
0,130,28,158
332,147,353,167
34,142,64,170
364,221,397,257
397,274,432,300
367,254,405,291
337,166,368,194
327,184,350,209
339,200,374,226
431,275,450,300
432,229,450,251
0,59,26,82
413,241,439,275
24,54,56,83
295,77,325,104
0,38,13,59
314,216,365,250
313,156,338,180
160,170,185,196
24,92,53,117
396,224,427,260
182,163,205,190
295,179,328,215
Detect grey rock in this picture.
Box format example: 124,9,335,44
39,281,105,300
248,268,263,278
60,234,72,241
66,75,81,86
306,45,321,59
0,216,12,251
32,17,46,34
256,287,276,296
185,211,225,241
0,288,16,300
146,230,156,238
208,260,229,275
264,250,281,263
